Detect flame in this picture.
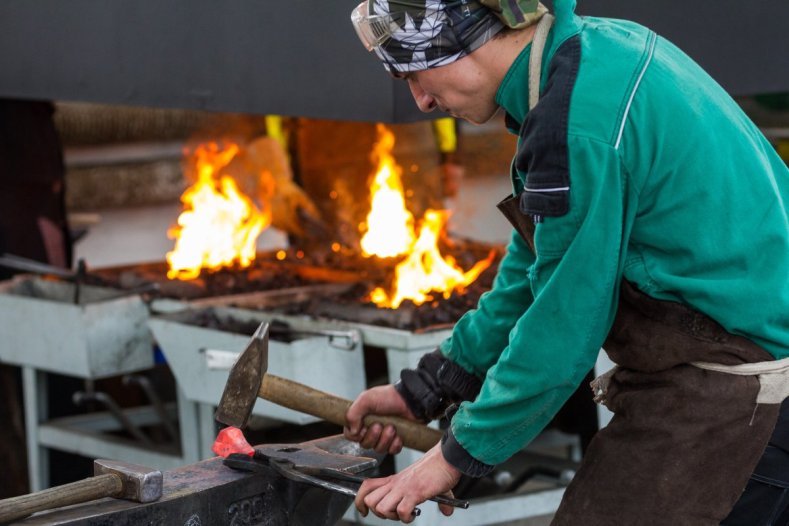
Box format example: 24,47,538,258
166,143,270,280
361,125,494,309
370,210,496,309
360,124,415,258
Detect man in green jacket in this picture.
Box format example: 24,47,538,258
345,1,789,523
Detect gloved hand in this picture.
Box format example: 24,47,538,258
397,350,483,422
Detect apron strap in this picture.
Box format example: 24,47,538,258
692,357,789,404
528,13,555,110
592,357,789,407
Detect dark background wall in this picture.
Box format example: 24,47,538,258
0,1,786,122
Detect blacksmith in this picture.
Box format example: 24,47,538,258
344,0,789,524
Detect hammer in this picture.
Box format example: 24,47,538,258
215,322,442,452
0,459,162,523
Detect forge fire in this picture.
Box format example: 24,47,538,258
166,143,270,280
161,124,497,317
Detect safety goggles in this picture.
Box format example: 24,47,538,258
351,0,469,52
351,1,397,52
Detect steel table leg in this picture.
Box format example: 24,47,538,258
199,402,219,459
176,386,200,464
22,367,49,491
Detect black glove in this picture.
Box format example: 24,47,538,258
394,349,483,422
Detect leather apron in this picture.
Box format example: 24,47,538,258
498,193,780,525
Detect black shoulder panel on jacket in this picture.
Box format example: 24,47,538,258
514,35,581,222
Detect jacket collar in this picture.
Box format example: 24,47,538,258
495,0,582,128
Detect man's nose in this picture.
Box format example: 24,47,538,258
408,79,437,113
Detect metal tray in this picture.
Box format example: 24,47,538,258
0,276,153,378
149,306,366,425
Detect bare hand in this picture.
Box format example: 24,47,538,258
344,385,419,455
355,444,462,522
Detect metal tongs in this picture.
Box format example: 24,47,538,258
223,451,470,517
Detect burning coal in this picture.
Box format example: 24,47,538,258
362,125,495,309
370,209,495,309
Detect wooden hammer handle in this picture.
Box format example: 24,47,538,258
259,374,443,452
0,473,122,523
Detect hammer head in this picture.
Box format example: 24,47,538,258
93,459,162,503
214,322,269,429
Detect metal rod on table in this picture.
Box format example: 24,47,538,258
0,254,75,279
72,391,153,447
123,375,178,442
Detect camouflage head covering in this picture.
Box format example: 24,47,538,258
479,0,548,29
368,0,505,73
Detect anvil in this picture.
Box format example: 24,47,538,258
9,435,383,526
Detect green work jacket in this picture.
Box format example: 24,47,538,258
440,0,789,468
